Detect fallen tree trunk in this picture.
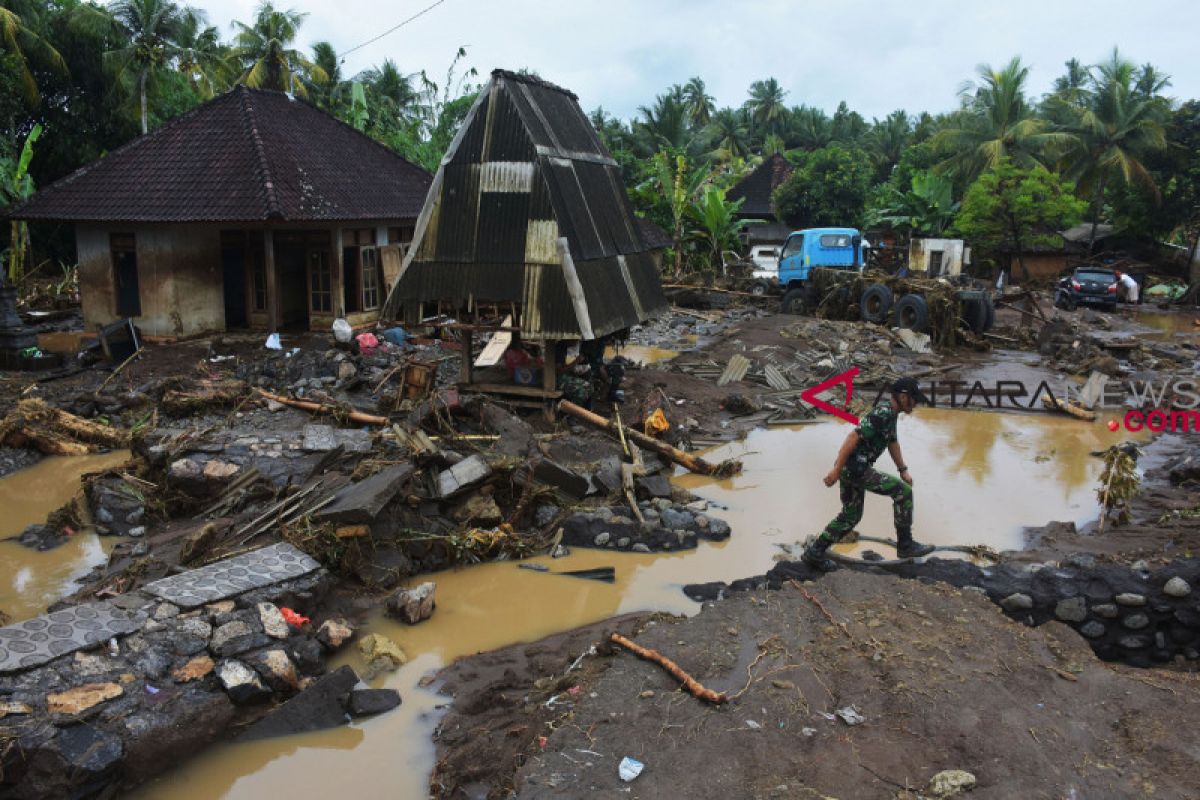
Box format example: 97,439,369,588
162,380,249,416
1041,394,1097,421
0,399,131,455
254,388,390,426
558,400,741,477
610,632,727,704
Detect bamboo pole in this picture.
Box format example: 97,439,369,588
558,400,738,476
610,633,727,704
255,388,390,426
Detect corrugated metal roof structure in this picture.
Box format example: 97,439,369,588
382,69,667,340
727,153,794,220
10,86,432,223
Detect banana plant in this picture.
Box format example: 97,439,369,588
4,123,43,283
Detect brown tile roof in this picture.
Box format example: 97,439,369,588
726,152,794,219
11,85,432,223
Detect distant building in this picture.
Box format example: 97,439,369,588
1001,224,1116,282
11,86,432,337
383,69,666,342
908,238,969,277
725,152,794,246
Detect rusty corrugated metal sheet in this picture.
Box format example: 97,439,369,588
383,69,668,339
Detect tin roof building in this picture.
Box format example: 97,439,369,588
382,69,667,341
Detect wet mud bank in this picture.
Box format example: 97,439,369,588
686,557,1200,667
438,572,1200,799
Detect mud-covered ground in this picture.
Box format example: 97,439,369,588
435,572,1200,799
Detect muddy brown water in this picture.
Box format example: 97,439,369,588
0,451,131,622
129,409,1132,799
1129,309,1200,343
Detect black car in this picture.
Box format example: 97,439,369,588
1054,267,1118,311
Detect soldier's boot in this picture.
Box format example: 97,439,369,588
896,530,935,559
801,536,838,573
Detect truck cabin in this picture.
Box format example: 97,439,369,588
778,228,867,287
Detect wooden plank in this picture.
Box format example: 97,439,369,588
474,315,514,367
459,382,562,399
763,363,791,391
717,354,751,386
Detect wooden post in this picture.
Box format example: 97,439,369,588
460,325,474,385
263,228,278,332
541,339,557,422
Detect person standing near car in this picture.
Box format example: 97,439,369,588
1117,271,1140,304
802,377,936,571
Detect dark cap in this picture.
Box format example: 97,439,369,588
891,376,930,405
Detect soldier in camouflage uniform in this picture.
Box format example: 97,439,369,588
802,377,936,572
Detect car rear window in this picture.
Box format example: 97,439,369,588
1076,270,1115,282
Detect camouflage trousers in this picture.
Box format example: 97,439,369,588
818,467,913,544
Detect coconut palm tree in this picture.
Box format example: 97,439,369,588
1061,50,1169,251
705,107,750,160
231,2,326,96
174,9,229,99
0,0,67,106
106,0,190,134
932,56,1071,182
634,88,694,155
787,105,832,151
359,59,421,125
865,109,911,180
682,76,714,129
744,77,787,138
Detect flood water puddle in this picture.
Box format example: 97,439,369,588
0,451,131,622
133,409,1125,798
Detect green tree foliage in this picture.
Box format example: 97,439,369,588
745,77,787,139
933,57,1070,182
867,170,959,236
106,0,192,134
0,0,67,106
174,10,228,99
952,161,1086,280
687,187,744,271
682,76,714,128
2,122,41,281
771,145,873,228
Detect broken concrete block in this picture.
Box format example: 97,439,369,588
894,328,932,353
346,688,401,717
386,582,436,625
216,660,272,705
210,620,269,658
531,458,590,499
437,454,492,498
238,665,359,741
47,683,124,715
257,603,290,640
481,403,535,457
314,464,414,525
316,618,355,651
202,460,240,479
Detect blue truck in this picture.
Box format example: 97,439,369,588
775,227,868,313
769,226,995,336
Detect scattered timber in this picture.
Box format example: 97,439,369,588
0,398,131,455
610,633,727,704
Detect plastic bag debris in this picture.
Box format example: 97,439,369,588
265,332,282,350
381,327,409,346
280,607,310,627
618,756,644,782
835,705,864,725
332,318,353,343
356,332,379,355
643,408,669,436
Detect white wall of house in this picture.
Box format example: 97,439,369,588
908,238,967,277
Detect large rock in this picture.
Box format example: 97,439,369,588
1055,597,1087,623
453,494,503,526
386,582,436,625
927,770,976,798
531,459,590,499
120,688,234,784
216,660,272,705
302,424,372,453
1163,577,1192,597
171,655,215,683
314,464,414,524
247,649,300,692
238,665,359,742
346,688,401,717
358,633,406,667
210,620,269,658
257,602,291,639
316,618,355,651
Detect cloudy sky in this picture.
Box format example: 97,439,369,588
201,0,1200,120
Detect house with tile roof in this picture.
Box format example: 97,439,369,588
726,152,794,246
10,85,432,337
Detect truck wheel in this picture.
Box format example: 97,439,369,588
893,294,930,332
781,288,807,315
860,284,893,323
749,280,770,296
963,298,988,334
